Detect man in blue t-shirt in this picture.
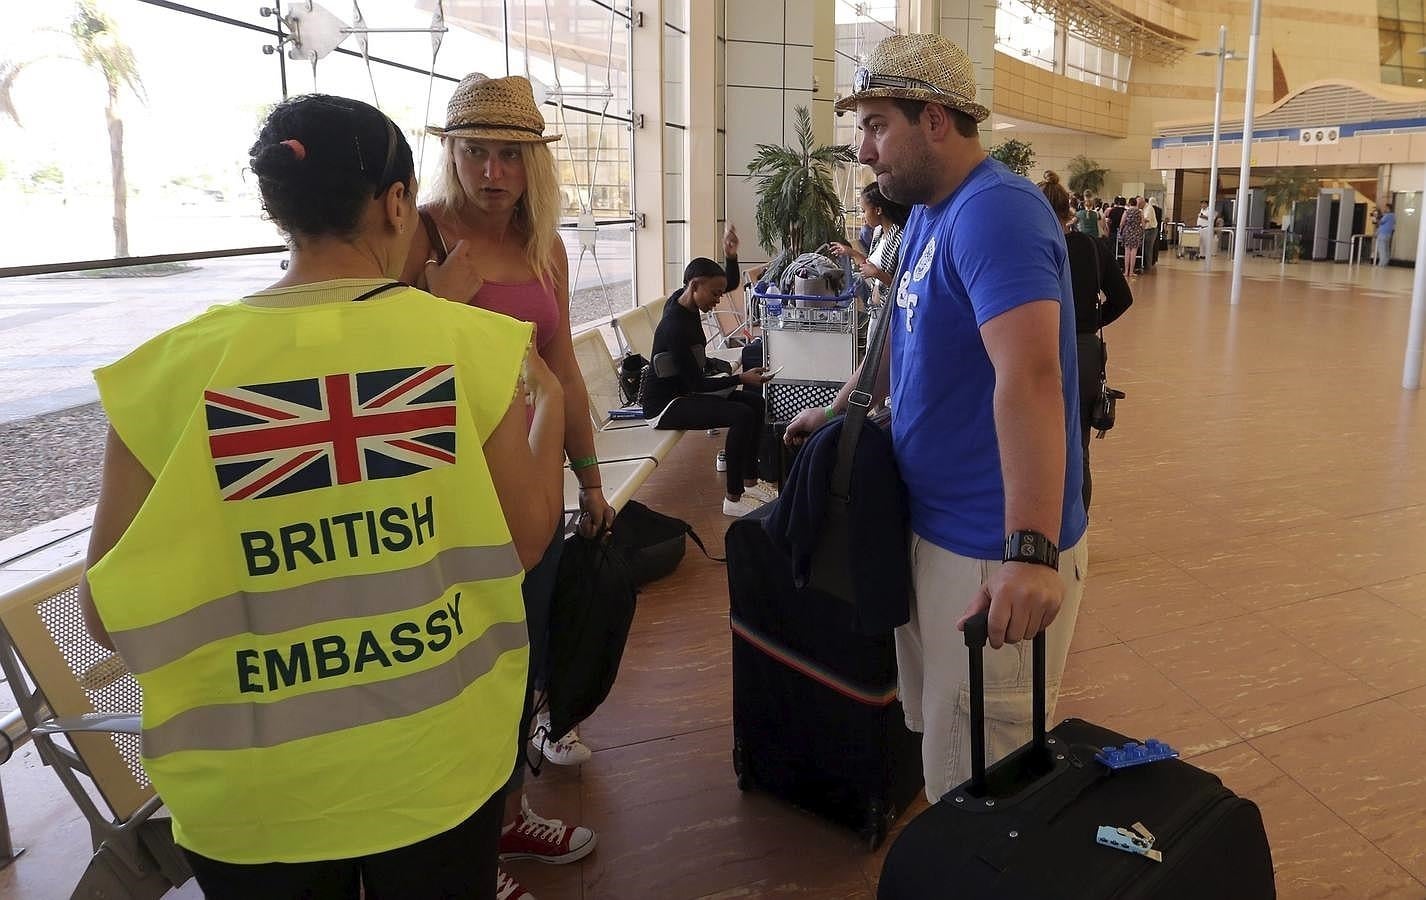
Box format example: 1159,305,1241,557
788,33,1088,801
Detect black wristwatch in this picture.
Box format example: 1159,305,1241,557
1003,530,1060,570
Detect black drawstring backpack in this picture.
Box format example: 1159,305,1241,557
539,532,637,752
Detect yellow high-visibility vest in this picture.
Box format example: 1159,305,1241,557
86,284,534,864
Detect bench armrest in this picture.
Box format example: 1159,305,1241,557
33,713,141,736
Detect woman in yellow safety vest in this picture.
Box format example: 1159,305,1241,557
78,93,565,900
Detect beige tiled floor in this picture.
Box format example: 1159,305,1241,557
4,256,1426,897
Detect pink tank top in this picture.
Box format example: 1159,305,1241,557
469,279,560,352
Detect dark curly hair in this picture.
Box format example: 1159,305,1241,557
861,181,912,228
249,94,414,239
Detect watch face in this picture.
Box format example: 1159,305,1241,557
1020,535,1038,557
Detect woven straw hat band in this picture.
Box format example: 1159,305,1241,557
835,33,990,123
427,73,561,143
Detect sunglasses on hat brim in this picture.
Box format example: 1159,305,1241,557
852,67,966,104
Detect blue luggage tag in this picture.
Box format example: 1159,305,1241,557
1095,739,1179,770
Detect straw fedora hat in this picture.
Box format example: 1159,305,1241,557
426,73,561,143
834,33,990,123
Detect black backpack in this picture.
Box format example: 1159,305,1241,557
542,533,637,745
609,500,722,587
618,353,646,406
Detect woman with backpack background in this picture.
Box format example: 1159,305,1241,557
1040,172,1133,512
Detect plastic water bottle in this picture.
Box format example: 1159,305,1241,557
765,299,783,327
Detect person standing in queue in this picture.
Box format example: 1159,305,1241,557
79,94,565,899
402,72,603,900
1040,171,1132,513
785,34,1088,804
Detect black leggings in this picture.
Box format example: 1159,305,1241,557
656,391,766,495
182,788,504,900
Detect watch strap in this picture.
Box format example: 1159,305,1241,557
1003,530,1060,570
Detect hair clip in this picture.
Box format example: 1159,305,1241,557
280,139,307,161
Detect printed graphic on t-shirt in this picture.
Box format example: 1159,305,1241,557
895,270,918,332
204,365,458,501
911,236,936,280
897,237,936,333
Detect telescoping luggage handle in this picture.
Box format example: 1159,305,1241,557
962,611,1048,798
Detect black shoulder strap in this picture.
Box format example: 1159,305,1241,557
419,210,448,265
683,524,725,563
830,286,895,502
352,282,405,303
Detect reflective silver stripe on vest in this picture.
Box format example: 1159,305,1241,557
109,543,522,675
141,618,527,758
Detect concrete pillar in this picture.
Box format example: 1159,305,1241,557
938,0,996,132
686,0,719,258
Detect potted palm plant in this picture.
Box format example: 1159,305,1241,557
747,106,856,256
1264,170,1319,262
1067,155,1109,197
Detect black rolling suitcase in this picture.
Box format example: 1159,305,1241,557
878,614,1274,899
727,503,923,849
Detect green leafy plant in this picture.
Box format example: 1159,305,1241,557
747,106,856,256
988,138,1035,177
29,163,64,188
1262,169,1319,226
1067,155,1109,196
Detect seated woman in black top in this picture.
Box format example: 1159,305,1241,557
1039,172,1133,513
642,250,773,518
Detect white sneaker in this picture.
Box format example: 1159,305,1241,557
715,450,728,472
496,867,535,900
723,495,764,517
744,481,779,504
531,711,592,766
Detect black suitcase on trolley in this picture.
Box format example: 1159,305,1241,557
727,503,923,849
878,614,1274,899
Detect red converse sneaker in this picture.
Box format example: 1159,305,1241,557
496,866,535,900
498,796,598,864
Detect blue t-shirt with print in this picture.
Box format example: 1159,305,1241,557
889,157,1087,560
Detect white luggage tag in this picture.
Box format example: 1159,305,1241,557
1096,824,1163,863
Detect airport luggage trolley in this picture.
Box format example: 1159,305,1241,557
1176,228,1202,260
751,274,862,423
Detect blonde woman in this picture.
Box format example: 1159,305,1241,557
401,73,602,900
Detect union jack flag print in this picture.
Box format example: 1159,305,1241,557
204,365,458,501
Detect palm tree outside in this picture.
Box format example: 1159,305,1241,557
69,0,145,258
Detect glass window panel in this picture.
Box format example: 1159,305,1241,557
0,0,285,268
1383,38,1405,67
1404,33,1426,61
1381,0,1402,17
562,224,634,326
1401,0,1424,21
504,0,631,118
664,26,687,127
229,1,510,85
545,106,631,221
1383,65,1405,84
665,1,688,31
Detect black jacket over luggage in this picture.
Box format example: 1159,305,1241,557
878,614,1274,899
727,503,923,850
